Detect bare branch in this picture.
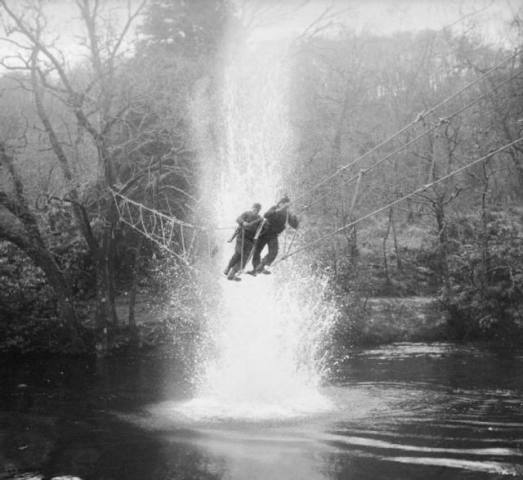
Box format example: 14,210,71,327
1,0,101,141
108,0,147,65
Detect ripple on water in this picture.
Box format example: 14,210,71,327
354,342,474,359
139,383,399,428
118,379,523,478
146,391,334,425
11,476,83,480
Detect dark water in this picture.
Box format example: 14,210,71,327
1,343,523,479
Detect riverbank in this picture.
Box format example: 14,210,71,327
4,290,522,357
359,296,447,345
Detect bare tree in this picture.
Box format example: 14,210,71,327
0,0,147,350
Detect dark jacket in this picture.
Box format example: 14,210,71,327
236,211,262,240
262,206,299,236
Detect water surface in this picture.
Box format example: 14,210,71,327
1,343,522,479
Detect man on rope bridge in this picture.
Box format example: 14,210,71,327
223,202,263,281
247,195,299,276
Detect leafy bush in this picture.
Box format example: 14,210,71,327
43,201,94,298
446,212,523,341
0,241,94,354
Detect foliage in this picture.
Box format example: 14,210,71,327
0,0,216,355
290,25,523,345
40,201,95,297
149,255,207,336
0,242,53,321
0,242,94,354
446,211,523,342
0,4,522,355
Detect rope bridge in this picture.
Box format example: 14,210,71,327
109,49,522,271
111,136,523,270
111,190,211,265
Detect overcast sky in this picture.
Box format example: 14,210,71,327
0,0,520,66
245,0,521,46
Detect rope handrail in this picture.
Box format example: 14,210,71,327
300,58,521,211
296,62,523,214
111,189,236,231
118,213,191,265
111,189,202,230
274,136,523,265
293,48,521,209
357,72,521,178
111,188,213,265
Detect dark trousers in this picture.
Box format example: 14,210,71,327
225,235,255,274
252,234,278,270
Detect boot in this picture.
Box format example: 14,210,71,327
227,267,241,281
256,263,271,275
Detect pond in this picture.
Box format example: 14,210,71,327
1,343,522,479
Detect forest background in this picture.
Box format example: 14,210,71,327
0,0,522,356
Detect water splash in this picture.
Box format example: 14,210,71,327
180,25,337,422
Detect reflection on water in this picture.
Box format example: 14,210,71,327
1,343,523,479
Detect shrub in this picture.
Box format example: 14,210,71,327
446,212,523,342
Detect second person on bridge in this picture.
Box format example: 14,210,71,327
248,195,299,276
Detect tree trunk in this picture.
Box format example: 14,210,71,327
406,198,415,224
95,241,117,344
435,203,451,303
0,144,81,346
0,219,82,348
480,164,491,288
347,226,358,261
128,236,144,347
512,156,523,195
30,247,78,327
390,207,402,271
382,208,392,285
